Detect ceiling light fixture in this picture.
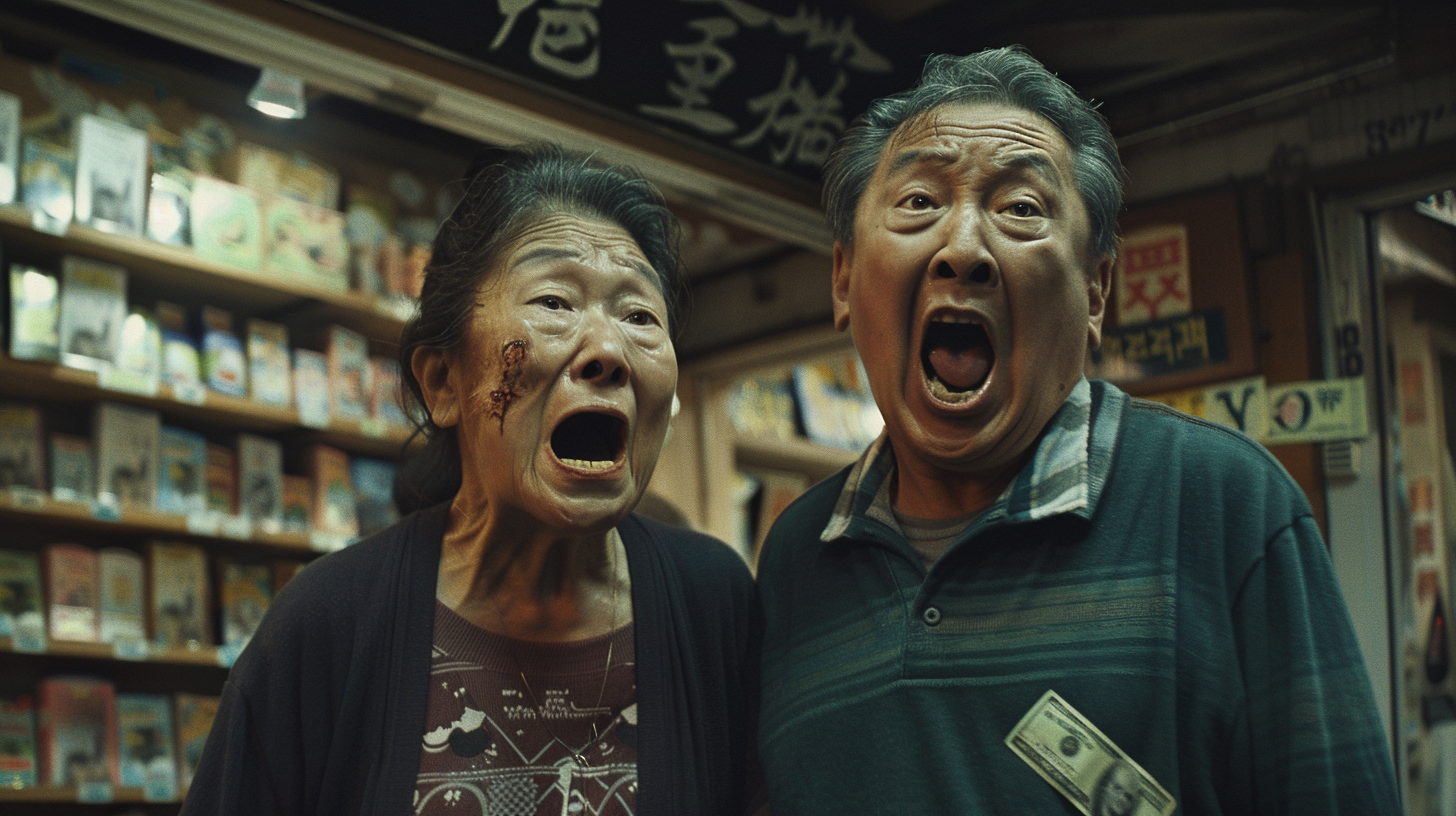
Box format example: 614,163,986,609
247,67,306,119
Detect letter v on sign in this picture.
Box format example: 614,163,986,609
1204,376,1268,440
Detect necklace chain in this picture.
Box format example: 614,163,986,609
513,530,621,767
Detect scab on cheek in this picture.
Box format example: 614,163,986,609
486,339,528,432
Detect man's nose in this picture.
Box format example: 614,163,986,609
929,213,998,286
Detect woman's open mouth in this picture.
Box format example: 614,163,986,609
550,411,627,472
921,316,994,403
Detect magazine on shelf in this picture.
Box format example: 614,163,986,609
205,443,237,516
351,457,398,537
44,542,99,643
0,90,19,204
37,676,118,787
237,433,283,530
197,305,246,397
115,693,178,798
292,348,331,428
148,541,210,650
0,695,37,788
19,137,74,230
0,401,44,491
113,306,163,389
157,300,202,393
58,256,128,374
308,444,357,539
326,325,371,421
146,168,192,246
98,547,146,644
93,401,161,511
0,548,43,640
217,557,271,648
190,174,262,271
157,426,208,517
8,264,60,362
246,318,292,408
50,433,95,504
173,693,219,791
73,114,148,236
280,474,311,533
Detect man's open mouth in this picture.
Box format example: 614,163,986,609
550,412,626,472
921,316,994,403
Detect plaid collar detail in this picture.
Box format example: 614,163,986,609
821,379,1120,544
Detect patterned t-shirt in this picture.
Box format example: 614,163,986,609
415,601,638,816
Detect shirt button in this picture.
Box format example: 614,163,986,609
922,606,942,626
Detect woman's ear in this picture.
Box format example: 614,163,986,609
411,346,460,428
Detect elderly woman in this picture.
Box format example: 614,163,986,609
182,145,758,816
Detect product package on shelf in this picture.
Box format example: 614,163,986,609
326,325,371,422
280,473,311,533
0,401,43,492
204,442,237,517
237,433,283,531
157,426,207,516
147,541,209,650
370,356,412,430
7,264,60,362
112,306,162,390
37,676,118,788
115,693,178,799
44,542,99,643
351,457,398,538
790,356,884,453
246,318,292,408
157,300,202,397
93,401,160,511
73,114,148,237
189,175,261,272
173,693,219,792
345,183,396,295
196,305,246,397
292,348,330,428
97,547,146,645
0,90,19,204
146,167,192,246
0,548,43,641
263,196,348,290
216,557,271,649
0,695,37,788
221,141,339,210
58,256,127,373
308,444,357,542
20,137,74,231
49,433,94,504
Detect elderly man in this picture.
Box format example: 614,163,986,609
755,46,1400,814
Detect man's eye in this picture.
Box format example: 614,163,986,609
537,297,565,310
1006,202,1041,218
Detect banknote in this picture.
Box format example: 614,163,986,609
1004,690,1175,816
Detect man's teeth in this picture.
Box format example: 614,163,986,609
561,458,615,472
927,377,977,404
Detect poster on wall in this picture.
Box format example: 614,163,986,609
1116,223,1191,326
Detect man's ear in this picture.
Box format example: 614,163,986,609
1087,253,1114,348
831,242,852,332
411,345,460,428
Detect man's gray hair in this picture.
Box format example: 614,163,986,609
822,46,1125,262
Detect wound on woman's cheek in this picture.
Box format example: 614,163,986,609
487,339,528,432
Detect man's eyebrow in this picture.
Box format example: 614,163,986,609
884,147,958,176
988,151,1058,180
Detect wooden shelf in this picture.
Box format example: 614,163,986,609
0,783,178,804
0,488,319,552
0,635,223,669
0,355,414,460
735,433,858,482
0,204,414,341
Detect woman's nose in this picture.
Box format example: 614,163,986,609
574,321,630,386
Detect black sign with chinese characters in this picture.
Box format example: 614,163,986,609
288,0,914,186
1089,309,1230,382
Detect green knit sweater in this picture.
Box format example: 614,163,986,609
756,380,1399,814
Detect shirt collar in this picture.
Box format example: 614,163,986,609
821,378,1121,544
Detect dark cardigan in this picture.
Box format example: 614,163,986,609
181,503,759,815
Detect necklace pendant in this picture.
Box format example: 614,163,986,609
573,752,589,767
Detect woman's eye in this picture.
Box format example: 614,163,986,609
902,194,935,210
626,310,660,327
1005,201,1042,218
536,296,565,311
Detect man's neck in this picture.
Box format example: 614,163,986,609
890,450,1028,520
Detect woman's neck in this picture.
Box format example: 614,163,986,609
437,493,631,642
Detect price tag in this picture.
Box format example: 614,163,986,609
98,368,160,397
309,531,349,552
360,417,388,439
218,515,253,540
298,402,330,430
112,637,149,661
171,380,208,405
91,499,122,522
76,780,114,803
185,512,220,536
7,486,47,509
216,640,246,668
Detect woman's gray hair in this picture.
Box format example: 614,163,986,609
822,46,1125,262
